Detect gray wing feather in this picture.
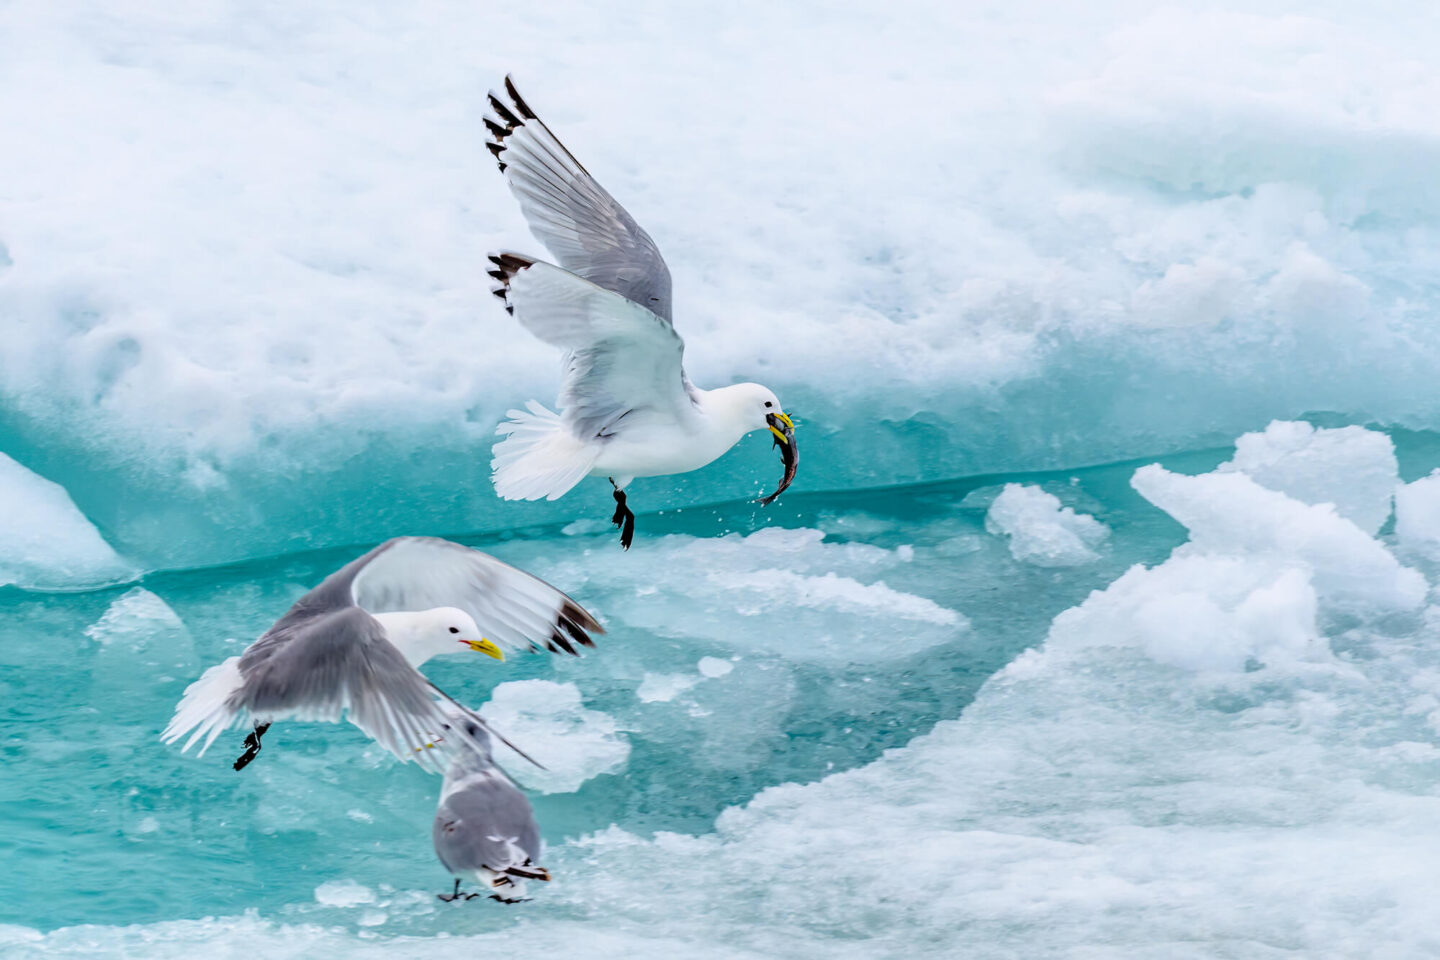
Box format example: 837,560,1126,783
485,77,672,322
345,537,603,656
433,766,542,874
488,258,697,441
235,607,477,774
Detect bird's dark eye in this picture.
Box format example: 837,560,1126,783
764,401,773,408
448,627,459,634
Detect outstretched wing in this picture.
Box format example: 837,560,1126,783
490,255,693,441
345,536,603,656
485,76,673,322
235,607,488,774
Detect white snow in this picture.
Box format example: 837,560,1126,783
984,483,1109,566
1217,420,1398,534
0,452,136,589
479,680,629,793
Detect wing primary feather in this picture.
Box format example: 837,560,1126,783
482,77,673,320
547,629,576,656
487,93,522,129
561,598,603,640
503,75,538,120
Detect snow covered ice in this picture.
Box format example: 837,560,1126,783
6,0,1440,957
985,483,1109,567
479,680,631,794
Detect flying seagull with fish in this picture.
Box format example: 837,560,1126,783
484,76,798,550
160,536,602,772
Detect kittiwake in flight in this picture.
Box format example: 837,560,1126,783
160,536,602,772
433,711,550,904
484,77,799,550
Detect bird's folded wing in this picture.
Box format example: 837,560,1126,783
491,257,693,440
237,608,485,774
486,76,673,322
348,536,603,656
434,767,541,874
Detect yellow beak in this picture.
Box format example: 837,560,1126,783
766,411,795,444
464,638,505,661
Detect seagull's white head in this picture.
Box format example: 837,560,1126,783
373,606,505,667
710,382,794,444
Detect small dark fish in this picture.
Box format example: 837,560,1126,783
758,412,797,506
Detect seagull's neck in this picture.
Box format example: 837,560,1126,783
372,611,444,667
692,385,760,446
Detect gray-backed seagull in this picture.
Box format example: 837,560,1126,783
160,536,602,772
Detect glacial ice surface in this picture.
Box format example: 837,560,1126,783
5,1,1440,569
0,453,136,590
1217,420,1399,534
985,483,1109,567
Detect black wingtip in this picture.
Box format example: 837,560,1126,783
503,76,538,120
544,628,577,656
561,599,603,641
487,92,522,128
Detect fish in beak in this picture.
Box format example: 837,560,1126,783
759,412,798,506
461,638,506,661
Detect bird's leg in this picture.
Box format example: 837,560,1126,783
489,894,533,905
232,722,271,772
438,878,475,902
609,478,636,551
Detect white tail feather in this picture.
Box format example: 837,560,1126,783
491,400,598,501
161,656,245,756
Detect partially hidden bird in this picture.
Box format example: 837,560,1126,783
433,711,550,904
484,77,798,550
160,536,602,772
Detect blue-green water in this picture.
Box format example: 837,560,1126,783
0,451,1216,935
12,430,1440,960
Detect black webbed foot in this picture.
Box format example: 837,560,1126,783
233,722,271,772
609,479,635,550
489,894,533,904
438,879,480,902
